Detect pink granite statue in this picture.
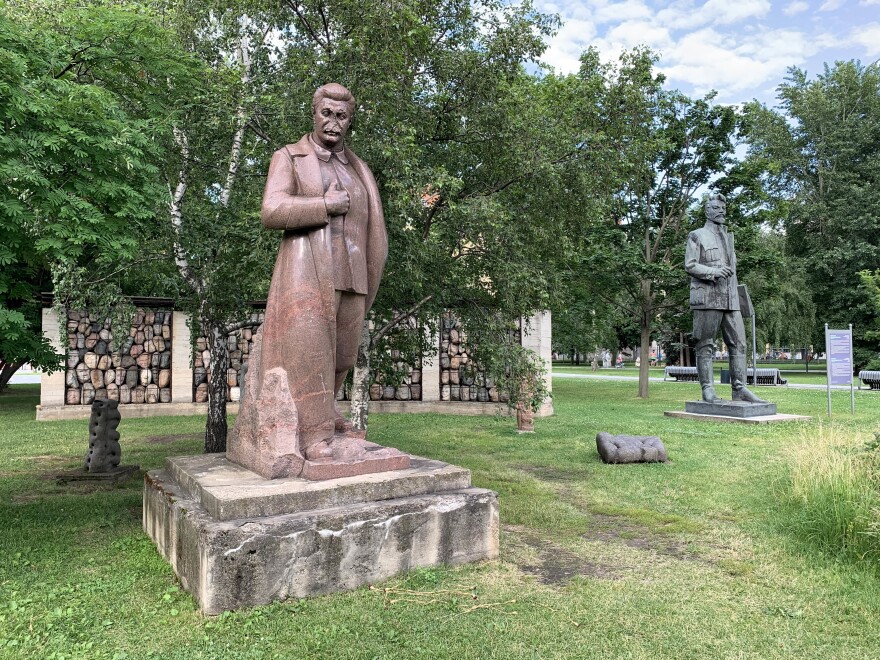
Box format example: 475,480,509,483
228,83,409,480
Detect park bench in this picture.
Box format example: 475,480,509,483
858,371,880,390
749,368,787,386
664,366,787,385
663,366,698,382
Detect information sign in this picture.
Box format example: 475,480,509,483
826,328,853,385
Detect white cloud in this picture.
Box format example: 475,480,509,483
818,0,844,9
540,18,598,73
593,20,675,53
656,27,827,101
859,0,880,5
534,0,843,104
654,0,770,30
783,1,810,15
701,0,772,24
593,0,653,24
851,22,880,55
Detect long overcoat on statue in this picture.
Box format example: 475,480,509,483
246,134,387,449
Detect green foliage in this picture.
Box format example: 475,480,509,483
0,3,196,378
859,269,880,369
561,48,740,394
743,61,880,366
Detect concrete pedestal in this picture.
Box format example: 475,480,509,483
143,454,499,614
684,400,777,418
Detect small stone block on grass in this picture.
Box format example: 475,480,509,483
596,432,668,464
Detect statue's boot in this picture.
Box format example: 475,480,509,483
304,439,333,460
301,422,336,460
730,353,768,404
697,355,720,402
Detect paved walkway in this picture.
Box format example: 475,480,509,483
553,371,855,391
8,373,40,384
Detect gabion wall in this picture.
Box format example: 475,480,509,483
439,313,510,403
193,311,264,402
64,309,172,405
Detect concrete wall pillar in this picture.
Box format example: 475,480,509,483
521,310,554,416
40,308,66,408
421,321,440,402
171,312,193,402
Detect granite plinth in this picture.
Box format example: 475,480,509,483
168,454,472,521
685,400,777,418
143,454,499,614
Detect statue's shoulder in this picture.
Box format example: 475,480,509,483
281,135,313,159
688,226,710,242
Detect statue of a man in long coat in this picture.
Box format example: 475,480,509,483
229,83,407,479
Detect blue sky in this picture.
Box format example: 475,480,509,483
534,0,880,106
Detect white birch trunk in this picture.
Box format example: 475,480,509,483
350,323,372,431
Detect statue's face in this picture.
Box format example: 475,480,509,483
312,98,352,150
706,198,726,224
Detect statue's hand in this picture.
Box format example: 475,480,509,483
324,180,350,216
715,266,733,279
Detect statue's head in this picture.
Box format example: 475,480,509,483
705,193,726,224
312,83,355,151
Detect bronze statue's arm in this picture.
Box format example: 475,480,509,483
685,233,722,281
261,150,328,231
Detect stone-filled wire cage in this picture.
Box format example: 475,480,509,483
439,312,520,403
336,314,424,403
64,308,173,405
193,311,265,403
193,309,425,404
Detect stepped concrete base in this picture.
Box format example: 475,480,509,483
665,410,811,424
143,454,499,614
685,400,777,417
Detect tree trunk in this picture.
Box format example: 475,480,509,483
205,323,230,453
638,279,652,399
0,360,25,391
350,323,372,431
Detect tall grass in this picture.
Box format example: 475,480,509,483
781,425,880,566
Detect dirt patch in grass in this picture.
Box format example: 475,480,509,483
15,480,114,502
145,433,201,445
581,513,702,561
505,525,620,584
514,464,584,483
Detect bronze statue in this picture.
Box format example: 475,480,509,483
228,83,408,479
685,193,766,404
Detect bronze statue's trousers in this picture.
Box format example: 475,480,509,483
693,309,747,392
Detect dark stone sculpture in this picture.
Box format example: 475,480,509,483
228,83,409,480
685,194,768,405
596,432,667,464
83,399,121,472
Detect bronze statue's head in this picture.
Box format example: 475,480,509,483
705,193,727,225
312,83,355,151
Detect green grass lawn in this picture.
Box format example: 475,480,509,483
1,381,879,659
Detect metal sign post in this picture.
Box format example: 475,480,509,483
825,324,855,417
738,285,756,385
